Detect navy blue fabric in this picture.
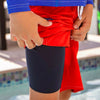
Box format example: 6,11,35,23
25,45,65,93
7,0,94,14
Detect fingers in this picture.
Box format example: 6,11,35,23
71,21,89,41
10,34,26,48
79,22,90,33
71,30,82,41
30,29,44,46
17,39,26,48
71,33,86,41
73,13,85,29
10,31,44,48
10,34,17,41
31,11,52,27
17,38,36,49
24,39,36,49
37,15,52,27
9,11,45,48
34,37,44,46
11,35,37,49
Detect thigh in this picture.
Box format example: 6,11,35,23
25,45,65,93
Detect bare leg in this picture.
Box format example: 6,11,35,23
29,87,60,100
59,89,72,100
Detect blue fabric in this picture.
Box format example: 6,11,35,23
87,0,94,5
7,0,31,14
7,0,94,14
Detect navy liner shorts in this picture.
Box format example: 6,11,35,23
25,45,65,93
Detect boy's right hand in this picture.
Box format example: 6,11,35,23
9,11,52,49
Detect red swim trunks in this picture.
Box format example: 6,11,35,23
29,6,78,47
29,6,84,93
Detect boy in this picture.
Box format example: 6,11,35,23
7,0,94,100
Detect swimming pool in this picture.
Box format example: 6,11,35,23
0,57,100,100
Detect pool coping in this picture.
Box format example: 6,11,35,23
0,54,100,74
0,34,100,74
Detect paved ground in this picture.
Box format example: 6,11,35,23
0,33,100,100
0,34,100,73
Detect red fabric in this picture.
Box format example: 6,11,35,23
29,6,84,93
29,6,76,47
60,41,84,92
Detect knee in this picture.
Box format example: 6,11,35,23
59,89,72,100
30,87,60,100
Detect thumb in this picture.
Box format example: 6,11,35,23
73,17,83,29
38,16,53,27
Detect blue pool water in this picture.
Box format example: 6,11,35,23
0,67,100,100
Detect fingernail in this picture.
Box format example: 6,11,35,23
48,21,52,26
14,37,17,41
70,36,72,38
70,36,73,40
74,25,78,29
71,37,73,40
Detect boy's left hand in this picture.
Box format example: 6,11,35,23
71,4,93,41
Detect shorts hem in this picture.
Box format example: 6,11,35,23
60,87,84,93
29,84,61,94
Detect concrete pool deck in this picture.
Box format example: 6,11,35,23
0,34,100,74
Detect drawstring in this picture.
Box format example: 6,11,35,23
77,6,84,20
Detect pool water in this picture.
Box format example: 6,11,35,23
0,67,100,100
70,67,100,100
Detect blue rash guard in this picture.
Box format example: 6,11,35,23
7,0,94,14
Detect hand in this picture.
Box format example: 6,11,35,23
71,4,93,41
9,11,52,49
